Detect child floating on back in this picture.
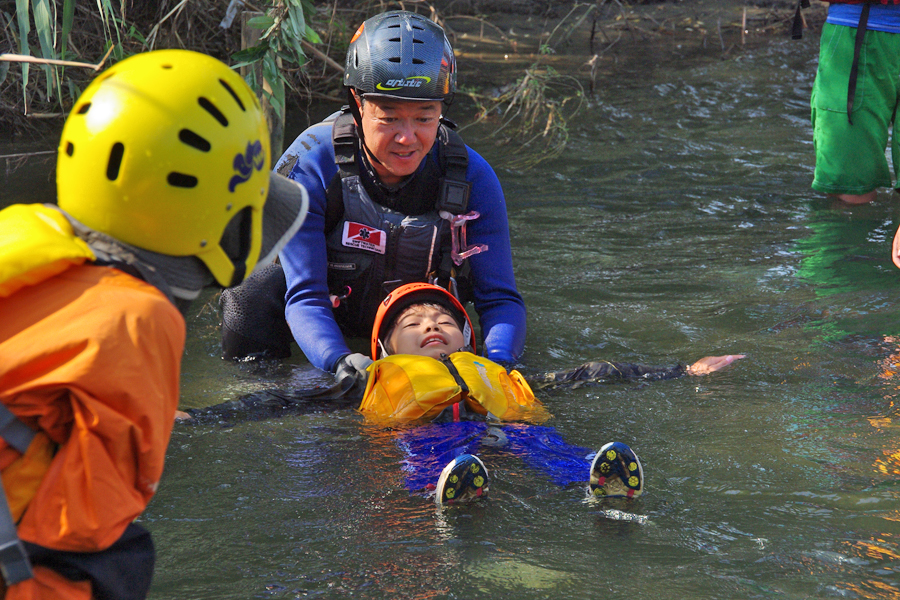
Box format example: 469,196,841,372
360,283,744,504
185,283,742,504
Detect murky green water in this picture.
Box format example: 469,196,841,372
5,32,900,600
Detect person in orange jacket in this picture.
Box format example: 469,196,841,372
0,50,309,599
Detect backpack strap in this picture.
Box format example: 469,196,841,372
324,108,360,236
0,404,34,584
436,120,471,215
332,108,359,174
434,121,472,289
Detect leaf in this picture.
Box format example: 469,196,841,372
285,36,305,61
231,42,270,64
247,15,275,29
1,11,16,90
97,0,123,52
32,0,57,95
15,0,31,107
262,53,284,112
274,47,295,65
61,0,75,60
304,25,322,45
66,78,81,103
14,0,31,55
286,8,305,39
127,24,147,45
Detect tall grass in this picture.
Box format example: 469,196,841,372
1,0,318,136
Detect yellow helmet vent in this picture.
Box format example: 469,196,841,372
199,97,228,126
219,79,246,111
178,129,211,152
106,142,124,180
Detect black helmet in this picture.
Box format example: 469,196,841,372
344,11,456,103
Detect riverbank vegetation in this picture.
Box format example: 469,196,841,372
2,0,823,167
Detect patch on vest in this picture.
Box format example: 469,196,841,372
342,222,387,254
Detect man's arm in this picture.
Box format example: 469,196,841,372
464,148,527,364
278,122,352,373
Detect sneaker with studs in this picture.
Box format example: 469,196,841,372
589,442,643,499
435,454,489,505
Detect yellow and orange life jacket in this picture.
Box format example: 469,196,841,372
359,351,550,425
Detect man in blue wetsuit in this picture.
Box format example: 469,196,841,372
220,10,525,388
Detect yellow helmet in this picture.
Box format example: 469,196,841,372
57,49,287,287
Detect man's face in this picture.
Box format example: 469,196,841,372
356,95,442,186
385,305,466,360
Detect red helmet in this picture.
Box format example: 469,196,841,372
371,282,475,360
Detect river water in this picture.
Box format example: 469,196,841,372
4,29,900,600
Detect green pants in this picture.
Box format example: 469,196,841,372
811,23,900,195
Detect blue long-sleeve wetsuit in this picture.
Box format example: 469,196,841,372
275,115,526,373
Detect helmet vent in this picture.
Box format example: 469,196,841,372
179,129,211,152
106,142,124,180
198,97,229,127
219,79,246,112
167,172,198,188
76,103,91,115
65,142,74,157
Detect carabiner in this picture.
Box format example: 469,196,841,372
440,210,489,266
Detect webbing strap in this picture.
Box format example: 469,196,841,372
439,354,470,394
332,109,358,169
0,477,32,584
847,3,872,125
436,125,470,215
791,0,811,40
0,404,34,584
435,125,471,286
0,405,34,457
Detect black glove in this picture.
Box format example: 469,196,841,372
334,353,374,392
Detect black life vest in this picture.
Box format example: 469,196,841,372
324,109,473,338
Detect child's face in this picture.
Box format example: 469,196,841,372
385,305,466,360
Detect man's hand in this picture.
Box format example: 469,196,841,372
686,354,746,376
334,353,374,390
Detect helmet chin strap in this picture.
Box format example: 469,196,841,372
348,88,386,169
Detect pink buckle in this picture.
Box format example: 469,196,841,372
443,210,488,266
